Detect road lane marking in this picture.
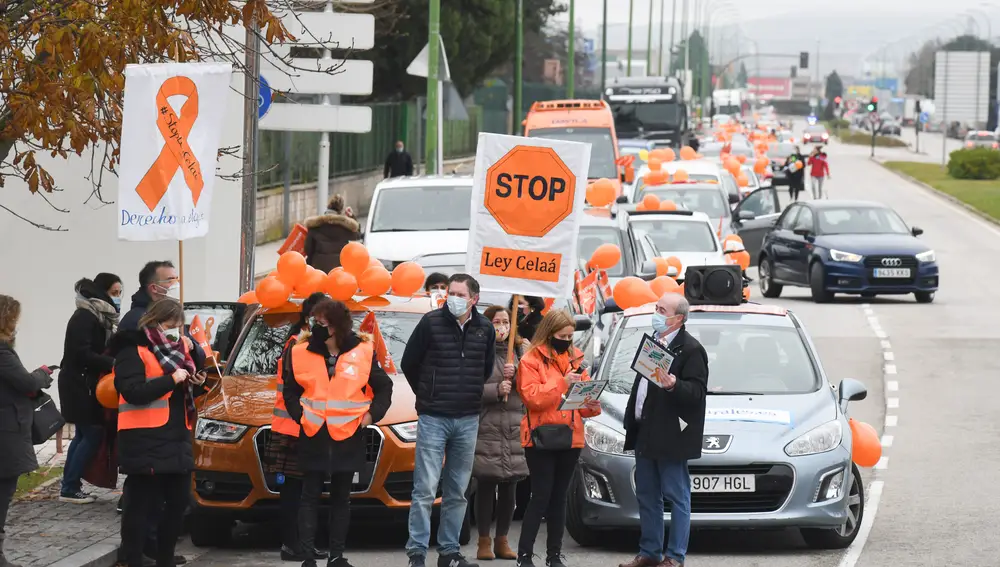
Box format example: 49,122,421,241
837,480,884,567
885,415,897,427
887,397,899,409
875,456,889,469
874,329,887,339
883,351,895,361
885,364,897,375
887,381,898,392
880,340,892,350
881,435,894,447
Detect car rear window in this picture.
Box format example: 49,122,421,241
370,185,472,232
630,219,718,252
642,188,727,218
968,133,997,141
600,317,820,395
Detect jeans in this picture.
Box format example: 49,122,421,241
811,176,825,199
0,476,17,535
518,448,581,559
279,475,303,551
120,473,188,567
475,480,518,537
635,456,691,564
61,424,103,495
406,414,479,557
299,471,353,558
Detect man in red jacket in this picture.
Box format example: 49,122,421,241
808,147,831,199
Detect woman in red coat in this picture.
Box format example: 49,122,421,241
808,147,831,199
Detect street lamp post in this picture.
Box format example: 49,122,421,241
568,0,575,97
514,0,523,134
657,0,666,75
425,0,440,173
601,0,608,90
627,0,634,75
669,0,677,74
647,0,654,73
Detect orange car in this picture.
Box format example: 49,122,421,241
182,296,471,547
522,99,635,196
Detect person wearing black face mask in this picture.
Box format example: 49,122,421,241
510,296,545,343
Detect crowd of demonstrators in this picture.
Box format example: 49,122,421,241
0,294,56,567
304,194,362,274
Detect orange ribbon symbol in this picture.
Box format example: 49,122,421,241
135,76,204,212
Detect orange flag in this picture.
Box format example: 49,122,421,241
188,315,216,365
359,311,397,374
597,270,613,299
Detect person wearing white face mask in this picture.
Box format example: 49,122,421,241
401,274,496,567
619,293,708,567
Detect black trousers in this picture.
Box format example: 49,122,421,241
0,475,17,535
279,475,303,551
518,448,581,559
789,180,804,201
121,473,188,567
475,479,518,538
299,471,353,559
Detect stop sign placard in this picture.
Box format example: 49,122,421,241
485,146,576,238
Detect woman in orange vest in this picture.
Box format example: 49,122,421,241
282,298,393,567
515,310,601,567
110,299,206,567
263,292,328,563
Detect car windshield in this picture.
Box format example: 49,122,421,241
579,226,626,277
643,188,728,218
610,101,684,132
227,311,422,376
370,185,471,232
528,127,617,179
817,207,910,235
700,144,755,158
768,143,796,158
601,317,820,395
630,219,718,252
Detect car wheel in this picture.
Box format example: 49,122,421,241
187,513,233,548
810,262,834,303
914,291,935,303
758,257,783,298
801,464,865,549
566,474,601,547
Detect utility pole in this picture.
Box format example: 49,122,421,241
627,0,634,75
657,0,665,75
239,18,260,294
425,0,440,173
568,0,576,97
669,0,677,74
600,0,608,91
682,0,689,78
514,0,523,134
816,39,821,115
646,0,654,73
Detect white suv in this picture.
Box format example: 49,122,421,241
623,209,726,281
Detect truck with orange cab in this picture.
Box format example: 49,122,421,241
522,99,635,197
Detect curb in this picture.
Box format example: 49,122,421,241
875,162,1000,228
47,536,120,567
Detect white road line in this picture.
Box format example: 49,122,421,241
885,364,897,375
875,456,889,470
885,415,897,427
837,480,885,567
887,398,899,409
887,380,898,392
883,351,895,361
881,435,894,447
880,340,892,350
874,329,887,339
861,303,871,309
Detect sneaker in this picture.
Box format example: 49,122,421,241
408,555,426,567
174,556,188,565
59,490,95,504
546,554,568,567
116,496,124,514
328,557,354,567
437,553,478,567
516,554,536,567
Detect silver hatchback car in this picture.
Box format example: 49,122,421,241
567,303,868,549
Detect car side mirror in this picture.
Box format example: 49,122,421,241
616,195,629,204
738,209,756,221
911,226,924,237
838,378,867,411
793,228,812,238
638,260,658,281
573,314,593,333
602,299,623,315
729,193,741,205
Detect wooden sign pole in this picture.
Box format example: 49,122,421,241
503,294,521,402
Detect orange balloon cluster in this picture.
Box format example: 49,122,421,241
723,157,741,176
246,244,426,309
753,156,769,174
650,148,676,162
679,146,697,160
586,178,617,207
723,235,751,271
736,172,750,188
849,418,882,467
612,256,684,309
643,169,671,187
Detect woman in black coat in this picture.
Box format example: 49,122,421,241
0,294,55,567
303,194,362,273
58,273,122,503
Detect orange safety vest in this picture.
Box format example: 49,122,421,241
292,341,374,441
118,346,192,431
271,335,301,437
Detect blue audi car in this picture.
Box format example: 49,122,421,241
757,200,939,303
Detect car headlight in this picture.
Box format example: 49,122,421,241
784,420,843,457
584,420,629,455
194,419,248,443
829,249,863,263
390,421,418,443
916,249,935,263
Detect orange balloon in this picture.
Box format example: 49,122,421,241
237,291,258,304
326,269,358,301
665,256,683,280
754,156,769,174
256,276,290,309
644,170,670,186
724,158,741,175
587,178,617,207
277,251,307,288
659,200,677,211
360,296,392,308
731,250,751,271
724,234,743,247
661,148,676,162
678,282,685,296
850,418,883,467
613,276,655,309
358,267,392,297
294,268,327,297
736,154,748,164
647,157,663,172
391,262,426,297
641,193,661,210
737,172,749,188
96,374,118,409
340,242,371,277
590,243,622,270
679,146,697,160
652,257,669,277
650,275,680,296
672,169,689,183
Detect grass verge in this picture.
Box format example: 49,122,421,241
883,161,1000,221
835,131,909,147
15,465,63,498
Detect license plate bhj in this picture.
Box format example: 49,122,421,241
691,474,755,493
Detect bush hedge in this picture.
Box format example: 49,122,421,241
947,148,1000,180
825,118,850,130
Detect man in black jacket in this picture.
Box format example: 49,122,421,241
401,273,495,567
619,293,708,567
384,140,414,178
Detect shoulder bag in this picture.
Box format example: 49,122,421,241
31,392,67,445
524,357,574,451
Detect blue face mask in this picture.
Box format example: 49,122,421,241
111,296,121,308
652,313,670,334
447,295,469,317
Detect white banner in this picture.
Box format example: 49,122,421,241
466,133,591,298
117,62,233,241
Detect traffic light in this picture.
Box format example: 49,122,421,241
800,52,809,69
866,97,878,112
790,65,797,78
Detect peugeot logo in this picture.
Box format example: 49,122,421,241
702,434,733,454
881,257,903,267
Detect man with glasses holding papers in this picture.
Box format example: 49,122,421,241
618,293,709,567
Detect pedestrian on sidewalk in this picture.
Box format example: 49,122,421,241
261,292,329,563
303,195,362,274
111,300,207,567
282,298,393,567
401,274,495,567
58,274,122,504
384,140,414,178
0,295,56,567
515,309,601,567
473,306,528,562
808,147,831,199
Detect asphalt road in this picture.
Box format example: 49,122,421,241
183,127,995,566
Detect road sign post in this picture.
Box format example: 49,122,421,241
407,37,452,175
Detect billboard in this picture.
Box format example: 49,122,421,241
934,51,991,127
747,77,792,99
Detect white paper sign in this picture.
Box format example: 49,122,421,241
117,62,233,241
466,133,592,298
705,408,792,425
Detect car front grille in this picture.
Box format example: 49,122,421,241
663,464,793,514
254,425,383,494
862,255,918,285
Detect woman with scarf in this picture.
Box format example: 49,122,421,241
58,273,122,504
110,299,206,567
